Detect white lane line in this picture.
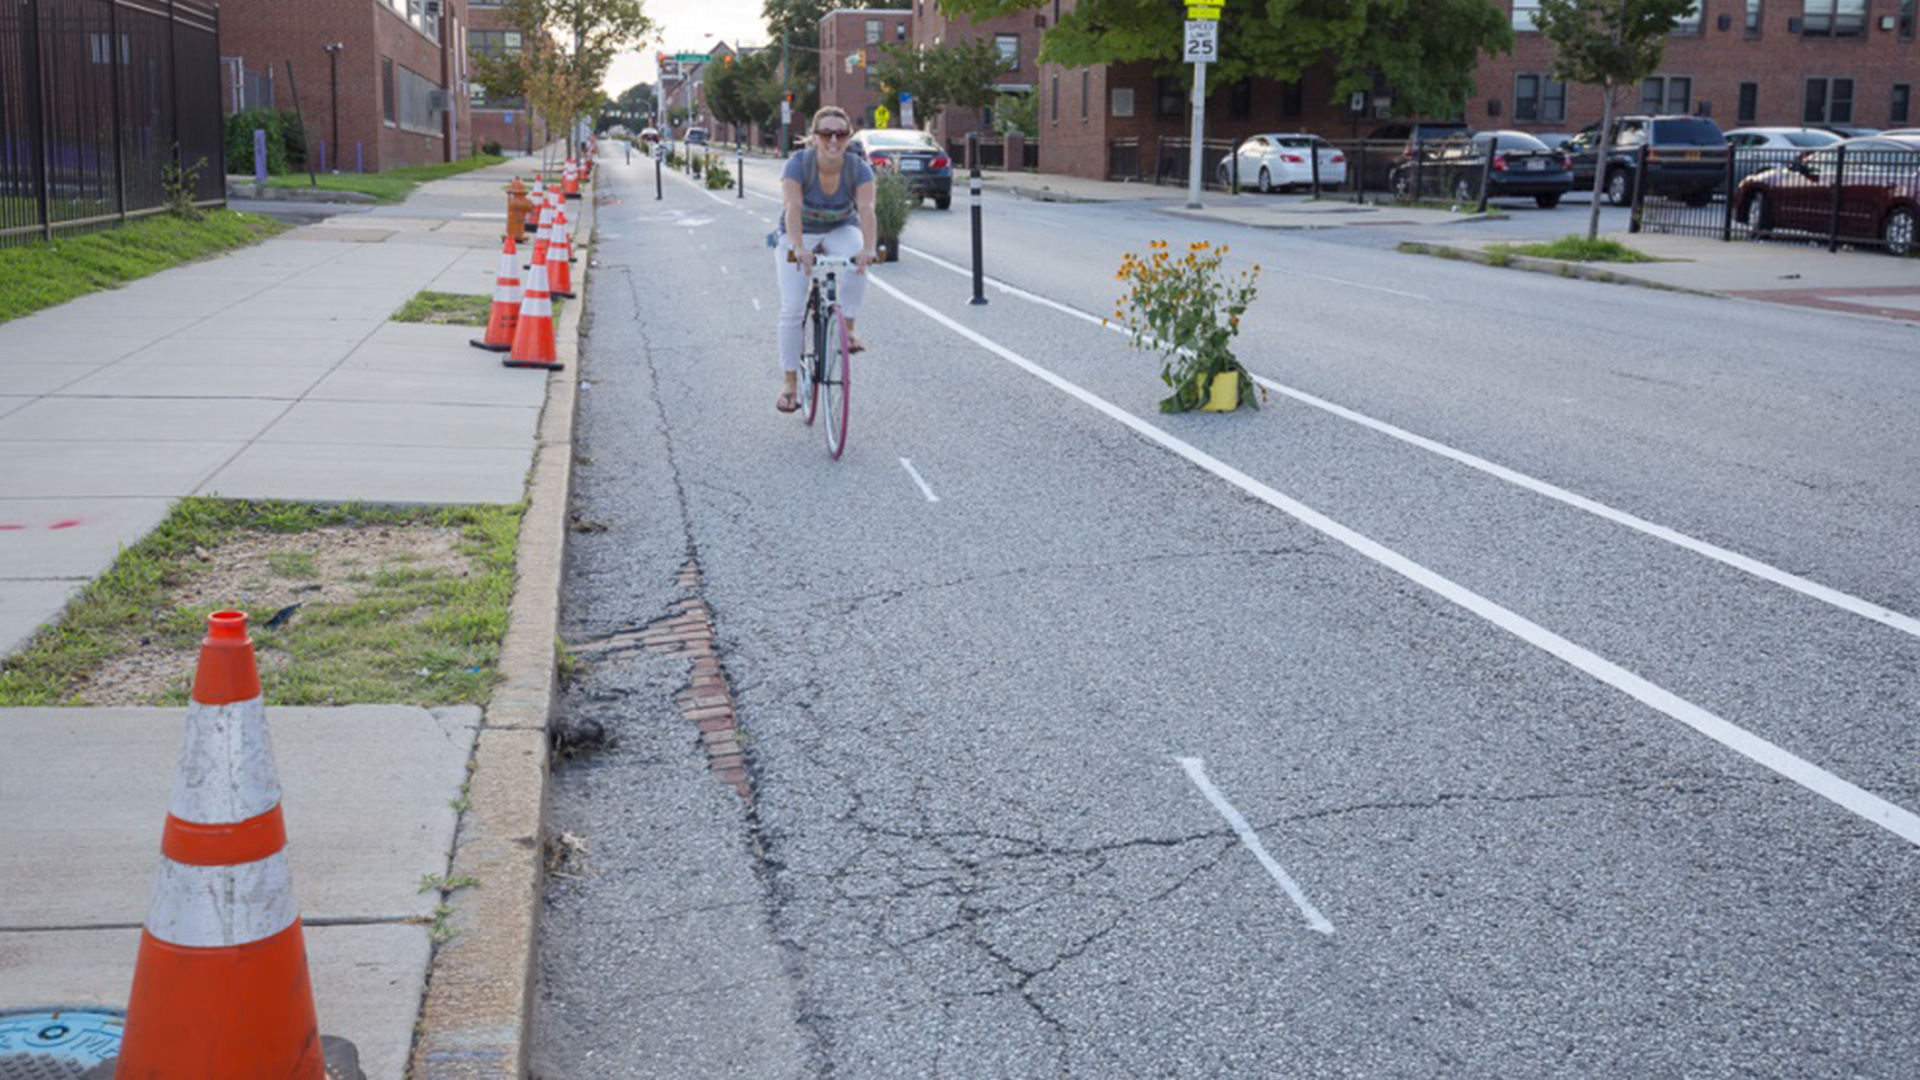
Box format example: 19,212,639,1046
900,458,939,501
899,244,1920,643
752,297,762,312
720,264,730,276
870,272,1920,849
1177,756,1334,935
1275,268,1430,301
1258,378,1920,641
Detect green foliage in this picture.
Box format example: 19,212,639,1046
225,108,309,175
265,155,506,203
872,170,915,241
1491,236,1659,262
392,290,493,325
944,0,1511,119
161,153,210,219
992,91,1038,137
475,0,654,136
1110,241,1262,413
875,37,1004,123
0,211,285,324
705,157,734,189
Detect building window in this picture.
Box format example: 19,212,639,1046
1640,75,1691,114
995,34,1019,69
1804,77,1854,123
896,22,907,41
1671,0,1704,33
468,29,522,57
1081,70,1089,120
1801,0,1866,36
1229,78,1252,119
383,58,396,123
1893,84,1912,125
1746,0,1764,34
1280,79,1302,117
1051,74,1059,123
1512,0,1540,30
1112,87,1134,117
1513,73,1567,121
1902,0,1916,38
1157,76,1184,117
1738,82,1759,124
866,19,881,43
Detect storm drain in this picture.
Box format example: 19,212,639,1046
0,1010,120,1080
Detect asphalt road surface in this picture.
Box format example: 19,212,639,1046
532,151,1920,1079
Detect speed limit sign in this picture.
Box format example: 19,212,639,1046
1184,21,1218,63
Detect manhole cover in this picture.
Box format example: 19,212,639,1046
0,1010,121,1080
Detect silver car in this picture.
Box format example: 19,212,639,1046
1725,126,1841,183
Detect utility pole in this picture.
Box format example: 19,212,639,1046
778,28,791,155
324,43,344,173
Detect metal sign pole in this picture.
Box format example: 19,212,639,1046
1181,11,1220,210
1187,57,1207,209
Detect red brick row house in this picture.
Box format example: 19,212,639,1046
813,0,1920,181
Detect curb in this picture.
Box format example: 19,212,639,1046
1396,241,1717,297
407,185,590,1080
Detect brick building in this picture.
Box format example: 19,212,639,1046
219,0,474,172
819,9,913,130
467,0,550,155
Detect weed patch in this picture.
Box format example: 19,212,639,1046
393,290,491,326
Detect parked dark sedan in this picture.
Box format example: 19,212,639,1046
1734,134,1920,255
847,129,953,209
1389,130,1573,207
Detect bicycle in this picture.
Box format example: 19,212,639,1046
791,252,855,459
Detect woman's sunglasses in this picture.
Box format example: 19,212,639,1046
815,128,850,141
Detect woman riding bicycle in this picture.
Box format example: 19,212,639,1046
775,106,877,413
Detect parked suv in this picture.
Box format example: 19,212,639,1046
1565,115,1729,206
1360,120,1470,192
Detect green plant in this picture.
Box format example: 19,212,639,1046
392,290,492,325
1492,236,1658,263
1110,240,1262,413
161,153,209,219
482,140,504,156
704,158,733,189
872,170,916,244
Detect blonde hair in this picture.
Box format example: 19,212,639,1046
810,106,852,134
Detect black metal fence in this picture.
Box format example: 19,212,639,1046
1634,145,1920,256
2,0,226,247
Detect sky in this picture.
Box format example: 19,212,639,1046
602,0,771,96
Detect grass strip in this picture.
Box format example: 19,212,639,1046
267,155,508,203
1488,236,1659,263
0,498,524,707
0,210,287,323
393,290,492,326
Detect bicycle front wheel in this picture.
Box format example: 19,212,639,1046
820,303,851,459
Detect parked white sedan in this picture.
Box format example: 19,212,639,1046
1216,133,1347,193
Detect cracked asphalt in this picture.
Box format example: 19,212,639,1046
531,153,1920,1078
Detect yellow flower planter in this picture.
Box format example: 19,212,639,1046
1201,371,1240,412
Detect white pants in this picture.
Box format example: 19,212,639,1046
776,224,867,373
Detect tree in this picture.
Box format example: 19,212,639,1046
1534,0,1697,239
874,38,1004,129
941,0,1511,121
472,0,655,155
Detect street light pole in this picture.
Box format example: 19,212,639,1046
778,28,790,154
323,43,343,173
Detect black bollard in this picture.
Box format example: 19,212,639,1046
738,151,744,199
655,150,662,200
968,132,987,306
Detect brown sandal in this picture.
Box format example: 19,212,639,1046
775,388,800,413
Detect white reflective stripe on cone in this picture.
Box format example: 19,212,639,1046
146,849,300,947
169,695,282,826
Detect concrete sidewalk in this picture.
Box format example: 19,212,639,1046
0,153,587,1079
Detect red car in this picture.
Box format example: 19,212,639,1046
1735,134,1920,255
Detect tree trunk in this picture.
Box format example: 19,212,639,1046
1587,83,1617,242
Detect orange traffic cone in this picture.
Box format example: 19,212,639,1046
548,207,575,299
563,157,580,200
104,612,362,1080
470,235,522,352
529,194,553,269
505,258,561,371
